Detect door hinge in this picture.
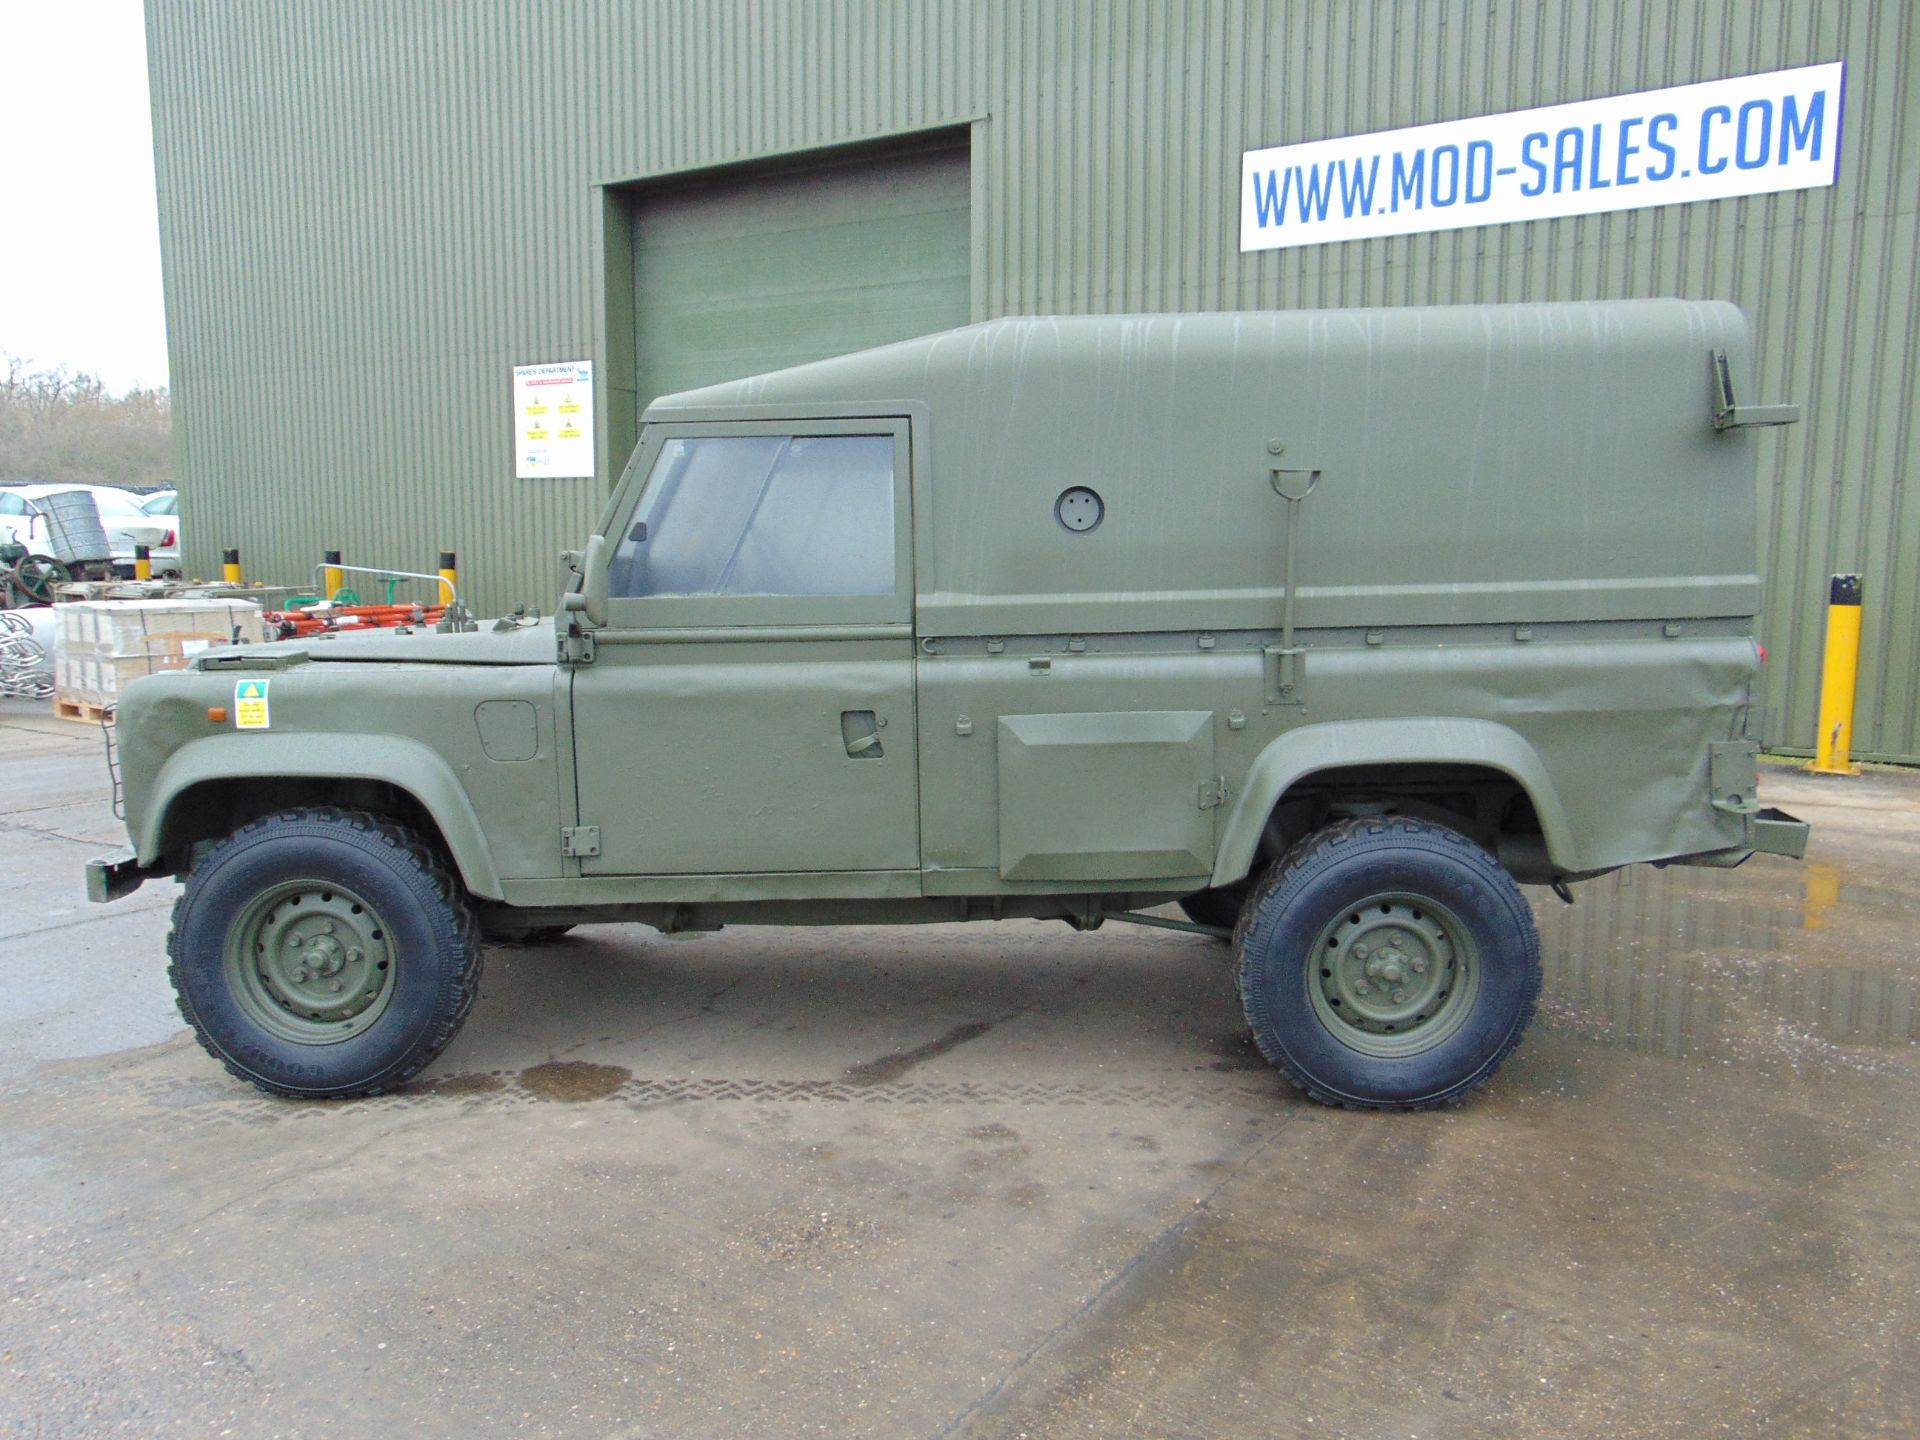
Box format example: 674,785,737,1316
558,624,596,664
1198,776,1229,810
561,825,601,858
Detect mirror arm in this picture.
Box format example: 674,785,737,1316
579,533,609,627
559,534,608,626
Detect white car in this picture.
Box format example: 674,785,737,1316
0,484,181,576
140,490,184,571
0,490,32,552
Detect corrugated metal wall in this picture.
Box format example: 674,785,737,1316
146,0,1920,759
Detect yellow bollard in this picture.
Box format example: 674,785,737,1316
222,547,242,585
133,544,152,582
1807,573,1863,775
323,549,345,602
438,550,458,606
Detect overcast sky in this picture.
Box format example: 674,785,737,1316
0,0,169,394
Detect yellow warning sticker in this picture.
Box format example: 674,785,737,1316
234,678,270,730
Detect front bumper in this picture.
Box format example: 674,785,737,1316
86,848,148,903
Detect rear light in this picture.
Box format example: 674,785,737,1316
1757,644,1768,663
163,530,177,547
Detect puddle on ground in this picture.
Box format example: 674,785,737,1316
518,1060,632,1102
1532,862,1919,1062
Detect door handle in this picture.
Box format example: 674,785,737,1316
841,710,884,759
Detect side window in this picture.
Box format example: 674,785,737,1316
608,434,896,599
0,492,27,516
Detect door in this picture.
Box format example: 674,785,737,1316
570,420,919,876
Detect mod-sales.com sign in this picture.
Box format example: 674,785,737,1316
1240,62,1844,251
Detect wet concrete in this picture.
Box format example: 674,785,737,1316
1,695,1916,1437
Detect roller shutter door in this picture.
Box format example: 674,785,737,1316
632,137,970,407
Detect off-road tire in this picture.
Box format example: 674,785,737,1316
1235,816,1541,1110
167,807,483,1098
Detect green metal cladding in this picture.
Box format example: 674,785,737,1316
145,0,1920,760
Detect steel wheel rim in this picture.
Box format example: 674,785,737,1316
1305,891,1482,1058
224,880,396,1045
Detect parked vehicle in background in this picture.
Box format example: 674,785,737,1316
141,490,184,573
0,483,180,576
89,299,1808,1109
0,490,34,552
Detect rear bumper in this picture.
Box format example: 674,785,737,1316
1748,806,1811,860
86,848,148,903
1666,806,1811,869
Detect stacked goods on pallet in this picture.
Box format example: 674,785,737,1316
52,578,293,606
53,598,265,719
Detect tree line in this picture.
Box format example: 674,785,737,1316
0,354,172,489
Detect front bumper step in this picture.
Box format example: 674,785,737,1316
86,848,147,903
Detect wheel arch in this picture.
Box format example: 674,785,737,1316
1212,718,1579,888
137,734,506,900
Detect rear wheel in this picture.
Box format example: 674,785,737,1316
167,808,482,1098
1235,816,1541,1109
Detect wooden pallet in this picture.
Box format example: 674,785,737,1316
53,696,114,724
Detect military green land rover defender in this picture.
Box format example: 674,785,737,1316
89,299,1809,1108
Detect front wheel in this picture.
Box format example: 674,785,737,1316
1235,817,1541,1109
167,808,483,1098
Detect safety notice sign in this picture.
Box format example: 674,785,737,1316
234,678,270,730
513,360,595,479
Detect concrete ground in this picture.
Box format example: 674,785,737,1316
2,697,1916,1440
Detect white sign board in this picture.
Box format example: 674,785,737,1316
513,360,595,479
1241,62,1844,252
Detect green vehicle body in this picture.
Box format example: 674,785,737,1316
91,299,1807,942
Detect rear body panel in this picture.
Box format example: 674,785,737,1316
660,300,1761,638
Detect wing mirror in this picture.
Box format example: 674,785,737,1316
559,533,610,627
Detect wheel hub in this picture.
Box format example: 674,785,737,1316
228,882,395,1044
1310,895,1477,1055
